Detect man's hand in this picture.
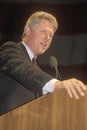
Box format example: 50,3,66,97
54,78,87,99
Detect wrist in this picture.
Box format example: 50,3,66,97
54,81,61,90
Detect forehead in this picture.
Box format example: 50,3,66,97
34,19,55,32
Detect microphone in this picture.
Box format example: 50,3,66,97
49,56,61,80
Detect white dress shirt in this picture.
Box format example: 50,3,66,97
22,42,58,95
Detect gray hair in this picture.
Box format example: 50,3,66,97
22,11,58,38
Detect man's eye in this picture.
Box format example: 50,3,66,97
41,30,46,33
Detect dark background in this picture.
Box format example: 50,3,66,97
0,0,87,83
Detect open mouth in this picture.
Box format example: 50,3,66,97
40,42,47,47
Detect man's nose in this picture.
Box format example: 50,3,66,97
45,33,51,41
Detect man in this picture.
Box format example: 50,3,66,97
0,11,86,115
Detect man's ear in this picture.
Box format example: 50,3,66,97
24,26,30,35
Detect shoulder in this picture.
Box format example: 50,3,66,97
0,41,25,57
0,41,19,51
0,41,18,47
0,41,23,51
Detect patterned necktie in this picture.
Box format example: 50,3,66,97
32,57,40,98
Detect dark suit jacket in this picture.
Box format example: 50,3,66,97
0,41,53,115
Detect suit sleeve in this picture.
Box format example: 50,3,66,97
0,41,53,94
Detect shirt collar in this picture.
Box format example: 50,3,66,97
22,42,36,61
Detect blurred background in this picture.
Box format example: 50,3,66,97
0,0,87,83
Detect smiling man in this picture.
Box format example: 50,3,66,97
0,11,86,115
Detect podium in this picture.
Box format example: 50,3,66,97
0,86,87,130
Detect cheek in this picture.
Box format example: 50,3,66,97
33,34,40,43
31,36,39,46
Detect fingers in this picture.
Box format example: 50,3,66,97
63,79,80,99
66,83,80,99
72,79,86,97
57,78,87,99
74,79,87,91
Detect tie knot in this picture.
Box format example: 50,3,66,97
32,57,36,64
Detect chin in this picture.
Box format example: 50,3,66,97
39,52,45,55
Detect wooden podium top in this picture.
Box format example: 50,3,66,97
0,85,87,130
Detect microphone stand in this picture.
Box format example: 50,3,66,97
54,67,61,80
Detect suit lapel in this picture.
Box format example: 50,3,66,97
18,42,31,60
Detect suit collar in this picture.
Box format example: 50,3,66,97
18,42,31,60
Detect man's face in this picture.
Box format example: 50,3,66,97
26,19,55,56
